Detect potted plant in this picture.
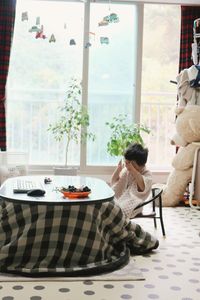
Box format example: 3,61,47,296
48,77,95,174
105,114,150,157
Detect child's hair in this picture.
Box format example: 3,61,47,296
124,143,148,166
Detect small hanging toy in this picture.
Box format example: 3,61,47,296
49,34,56,43
35,25,46,39
89,32,95,42
103,13,119,24
85,32,95,48
85,42,91,48
36,16,40,26
98,19,109,27
29,25,40,33
98,13,119,26
69,39,76,45
21,12,28,21
100,36,109,45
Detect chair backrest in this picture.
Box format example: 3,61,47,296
134,187,163,210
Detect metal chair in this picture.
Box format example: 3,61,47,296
131,187,166,236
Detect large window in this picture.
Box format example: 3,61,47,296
6,0,181,171
141,4,181,169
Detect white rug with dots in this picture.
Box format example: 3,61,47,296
0,207,200,300
0,258,144,282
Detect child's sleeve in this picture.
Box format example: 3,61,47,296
132,170,152,199
111,168,128,199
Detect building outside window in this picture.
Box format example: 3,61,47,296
6,0,180,172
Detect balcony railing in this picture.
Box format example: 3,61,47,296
6,89,177,169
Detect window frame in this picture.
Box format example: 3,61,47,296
80,1,144,175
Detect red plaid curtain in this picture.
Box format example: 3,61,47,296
0,0,16,151
179,6,200,72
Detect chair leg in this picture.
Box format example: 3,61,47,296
159,195,166,236
152,200,157,229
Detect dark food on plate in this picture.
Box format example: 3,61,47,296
61,185,91,193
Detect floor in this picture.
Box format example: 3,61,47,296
0,206,200,300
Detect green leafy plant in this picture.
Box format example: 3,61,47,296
48,78,95,166
105,114,150,157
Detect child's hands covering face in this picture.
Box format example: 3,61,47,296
125,159,141,173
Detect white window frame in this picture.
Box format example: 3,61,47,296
80,1,144,176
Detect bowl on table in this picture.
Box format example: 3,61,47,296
61,190,91,199
60,185,91,199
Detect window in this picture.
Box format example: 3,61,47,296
7,0,84,165
87,3,138,166
141,4,181,169
6,1,181,171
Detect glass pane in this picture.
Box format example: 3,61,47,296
141,4,181,169
7,0,84,165
87,3,138,166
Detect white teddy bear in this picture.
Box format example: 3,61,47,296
162,105,200,207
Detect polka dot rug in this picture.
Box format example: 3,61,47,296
0,207,200,300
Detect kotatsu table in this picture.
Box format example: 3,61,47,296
0,176,157,276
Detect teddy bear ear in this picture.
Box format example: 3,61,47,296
175,106,185,115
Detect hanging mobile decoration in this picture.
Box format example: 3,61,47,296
85,42,91,48
98,19,109,27
21,12,28,21
36,16,40,26
69,39,76,45
85,31,95,48
29,25,40,33
29,16,40,33
98,12,119,26
104,13,119,24
35,25,46,39
89,32,95,42
100,37,109,45
49,34,56,43
98,0,119,26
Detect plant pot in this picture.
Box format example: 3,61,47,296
53,166,78,176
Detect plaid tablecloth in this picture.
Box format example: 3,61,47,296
0,199,158,276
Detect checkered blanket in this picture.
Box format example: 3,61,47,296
0,199,158,276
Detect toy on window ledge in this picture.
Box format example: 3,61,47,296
49,34,56,43
21,12,28,21
35,25,46,39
